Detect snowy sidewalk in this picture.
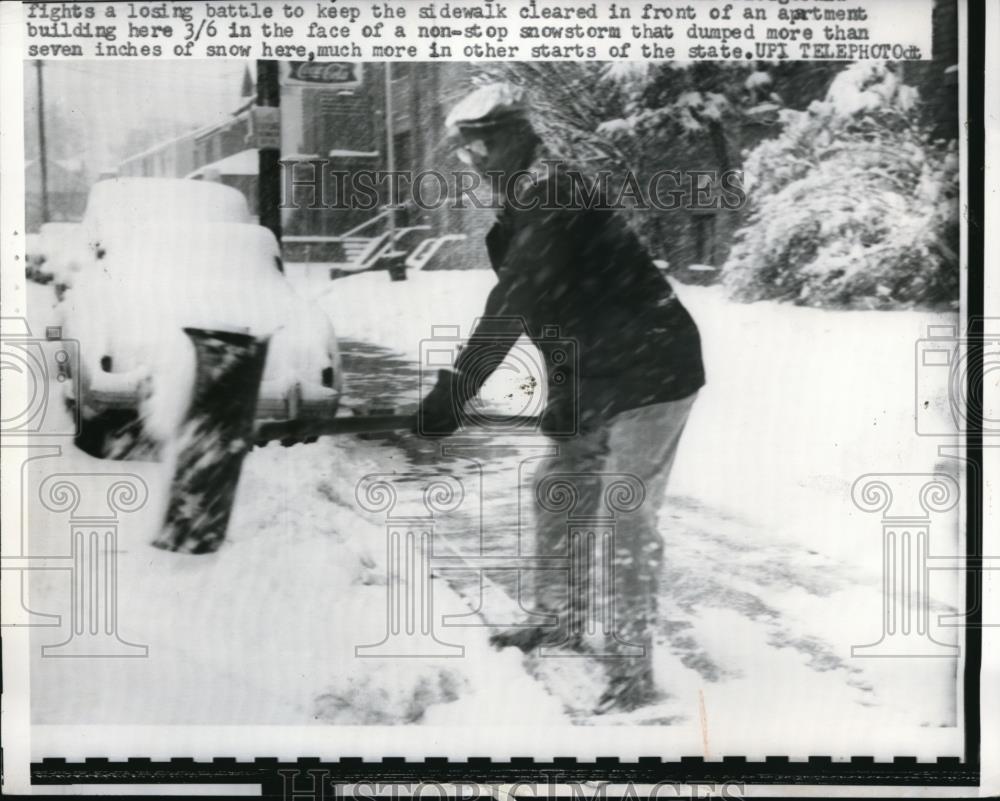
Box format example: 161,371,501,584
24,271,965,747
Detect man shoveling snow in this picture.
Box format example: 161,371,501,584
416,83,705,713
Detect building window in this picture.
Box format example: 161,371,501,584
313,92,375,154
692,213,717,267
393,131,412,175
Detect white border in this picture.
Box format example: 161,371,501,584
2,0,995,795
1,0,32,794
978,0,1000,797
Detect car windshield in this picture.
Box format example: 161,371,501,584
84,178,252,228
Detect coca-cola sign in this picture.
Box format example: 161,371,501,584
282,62,362,87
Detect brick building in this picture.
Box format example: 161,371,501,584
116,63,478,241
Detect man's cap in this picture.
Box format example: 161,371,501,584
445,83,529,135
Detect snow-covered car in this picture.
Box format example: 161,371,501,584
59,220,342,458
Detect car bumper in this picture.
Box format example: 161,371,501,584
86,370,147,411
254,379,340,422
85,373,340,424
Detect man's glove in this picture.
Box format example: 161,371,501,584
415,369,464,437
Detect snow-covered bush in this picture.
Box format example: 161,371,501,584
723,63,959,309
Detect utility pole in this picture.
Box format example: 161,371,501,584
256,60,281,245
384,62,396,241
35,60,50,225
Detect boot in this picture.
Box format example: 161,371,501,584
593,661,664,714
489,615,585,653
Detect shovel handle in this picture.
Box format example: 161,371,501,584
255,414,416,442
254,414,544,443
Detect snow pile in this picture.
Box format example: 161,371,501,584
724,63,959,309
30,431,566,726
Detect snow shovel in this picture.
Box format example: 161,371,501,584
155,328,269,555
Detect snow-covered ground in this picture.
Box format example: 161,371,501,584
20,269,965,756
316,269,965,738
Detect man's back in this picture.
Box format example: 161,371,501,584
478,168,705,429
